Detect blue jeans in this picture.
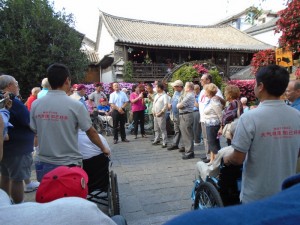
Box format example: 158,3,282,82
35,161,61,182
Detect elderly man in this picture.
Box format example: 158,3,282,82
89,83,106,108
285,80,300,111
193,84,202,146
30,63,110,182
70,84,88,110
167,80,184,151
198,73,224,163
152,82,169,148
109,83,129,144
37,78,51,99
177,82,195,159
0,75,35,203
224,65,300,204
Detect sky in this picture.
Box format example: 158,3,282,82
52,0,287,41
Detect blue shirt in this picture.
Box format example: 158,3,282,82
291,97,300,111
0,109,12,137
109,91,128,108
171,91,181,116
4,98,34,156
37,88,48,99
193,93,199,111
97,105,110,112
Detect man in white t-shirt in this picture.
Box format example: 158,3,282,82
198,74,224,162
224,65,300,204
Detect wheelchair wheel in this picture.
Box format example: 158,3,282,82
194,181,223,210
108,171,120,216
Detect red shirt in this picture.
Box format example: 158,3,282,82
26,95,37,111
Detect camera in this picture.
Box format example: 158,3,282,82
0,91,15,109
142,92,148,98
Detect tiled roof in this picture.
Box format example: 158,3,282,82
83,50,100,64
101,12,274,51
244,17,279,35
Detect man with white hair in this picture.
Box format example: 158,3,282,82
0,74,35,203
37,78,51,99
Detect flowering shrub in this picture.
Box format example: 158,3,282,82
250,49,275,75
228,80,256,102
193,64,209,74
80,82,137,96
295,67,300,79
275,0,300,51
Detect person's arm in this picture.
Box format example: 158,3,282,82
0,114,4,161
223,149,246,165
85,126,110,157
130,93,143,104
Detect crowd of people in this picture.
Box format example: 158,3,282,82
0,63,299,224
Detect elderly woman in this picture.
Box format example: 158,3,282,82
130,84,146,139
203,83,223,164
218,85,243,146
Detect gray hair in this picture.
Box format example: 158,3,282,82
185,82,194,91
0,75,16,90
41,78,51,89
31,87,41,95
240,97,247,104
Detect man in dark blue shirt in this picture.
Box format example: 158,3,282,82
0,75,34,203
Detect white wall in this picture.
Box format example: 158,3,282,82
101,70,114,83
252,31,281,47
98,23,115,60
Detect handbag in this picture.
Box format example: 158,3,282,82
222,101,241,139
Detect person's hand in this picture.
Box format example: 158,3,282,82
218,128,223,136
139,93,143,99
102,146,111,157
118,108,124,114
4,98,12,110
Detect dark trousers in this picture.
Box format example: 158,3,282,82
133,110,145,135
112,109,126,141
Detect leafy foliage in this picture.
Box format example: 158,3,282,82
124,61,133,82
0,0,89,96
208,68,222,89
275,0,300,51
250,49,275,75
227,80,256,103
172,65,198,84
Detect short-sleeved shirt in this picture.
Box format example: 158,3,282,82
232,100,300,203
30,90,92,165
78,130,111,160
97,105,110,112
198,87,223,122
291,97,300,111
178,92,195,114
171,91,182,116
130,92,145,112
88,91,107,107
109,91,129,108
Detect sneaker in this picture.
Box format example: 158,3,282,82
24,181,40,193
194,142,200,146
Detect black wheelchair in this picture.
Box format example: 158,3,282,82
83,154,120,216
191,160,242,209
90,110,113,136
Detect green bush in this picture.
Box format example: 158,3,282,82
208,68,222,89
124,61,133,82
172,65,198,84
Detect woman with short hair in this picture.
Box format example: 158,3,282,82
219,85,243,145
203,83,223,164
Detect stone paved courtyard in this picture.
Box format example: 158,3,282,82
25,131,226,225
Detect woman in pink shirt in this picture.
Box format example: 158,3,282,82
130,85,146,139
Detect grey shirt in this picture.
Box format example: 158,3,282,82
178,92,195,114
232,100,300,203
30,90,92,165
89,91,106,107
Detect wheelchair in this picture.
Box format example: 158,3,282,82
83,154,120,216
90,110,113,136
191,159,242,210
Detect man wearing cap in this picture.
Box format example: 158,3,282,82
109,83,129,144
177,82,196,159
30,63,110,181
70,84,88,110
199,73,224,163
167,80,184,151
89,82,106,108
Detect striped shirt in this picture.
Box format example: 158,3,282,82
178,92,194,114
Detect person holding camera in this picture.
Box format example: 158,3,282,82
130,84,147,139
0,75,34,204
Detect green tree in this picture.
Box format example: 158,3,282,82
0,0,89,96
